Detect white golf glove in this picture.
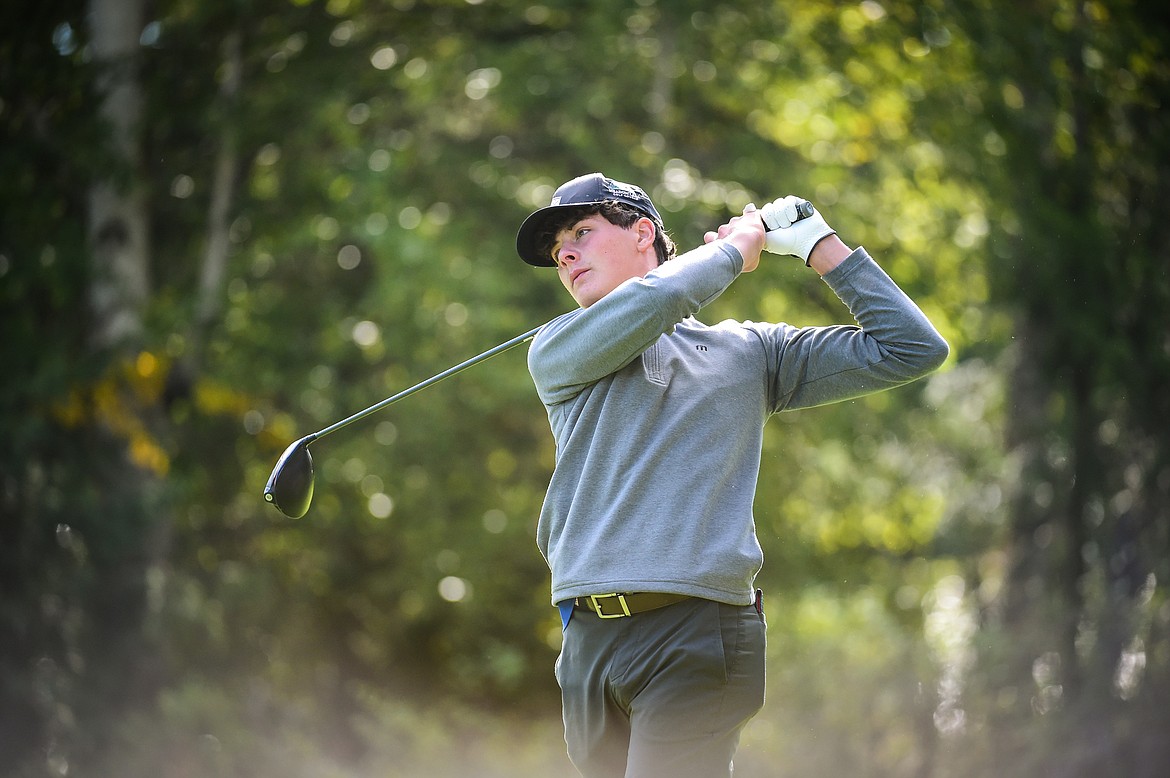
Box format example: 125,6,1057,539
760,196,835,264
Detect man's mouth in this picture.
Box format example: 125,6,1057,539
570,268,589,285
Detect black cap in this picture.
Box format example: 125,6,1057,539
516,173,665,267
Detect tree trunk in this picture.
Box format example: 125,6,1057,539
194,29,242,347
88,0,149,349
78,0,164,765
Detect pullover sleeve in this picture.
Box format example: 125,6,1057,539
762,247,950,412
528,240,743,406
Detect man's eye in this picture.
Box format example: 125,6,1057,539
575,227,589,239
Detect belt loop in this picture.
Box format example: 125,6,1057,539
754,588,764,616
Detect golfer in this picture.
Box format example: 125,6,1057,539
516,173,948,777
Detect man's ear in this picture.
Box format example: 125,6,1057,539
635,217,656,251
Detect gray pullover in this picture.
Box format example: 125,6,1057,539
528,240,948,607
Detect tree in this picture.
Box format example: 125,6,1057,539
943,2,1170,775
2,1,1167,775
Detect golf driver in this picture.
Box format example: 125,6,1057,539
264,197,817,518
263,326,540,518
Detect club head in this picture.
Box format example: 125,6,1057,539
263,435,316,518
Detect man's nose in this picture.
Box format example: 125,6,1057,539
556,246,579,265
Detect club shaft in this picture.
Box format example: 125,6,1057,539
311,326,541,441
307,204,803,443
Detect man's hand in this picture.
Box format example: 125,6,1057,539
704,204,766,273
760,196,836,264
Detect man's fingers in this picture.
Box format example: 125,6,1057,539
707,204,766,247
780,200,799,225
761,196,807,231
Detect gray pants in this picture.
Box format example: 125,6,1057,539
556,596,767,777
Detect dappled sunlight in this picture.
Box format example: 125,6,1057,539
924,575,976,735
6,1,1167,776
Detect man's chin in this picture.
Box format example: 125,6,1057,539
571,276,598,307
575,289,602,308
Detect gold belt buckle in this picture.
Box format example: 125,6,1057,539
588,593,631,618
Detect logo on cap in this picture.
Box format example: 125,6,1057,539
603,179,644,201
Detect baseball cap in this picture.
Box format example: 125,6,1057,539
515,173,665,267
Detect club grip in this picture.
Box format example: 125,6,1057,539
761,199,816,233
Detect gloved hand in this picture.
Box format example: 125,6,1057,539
760,196,835,264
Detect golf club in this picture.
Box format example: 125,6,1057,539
263,325,541,518
263,198,817,518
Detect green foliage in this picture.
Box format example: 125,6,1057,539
2,0,1168,776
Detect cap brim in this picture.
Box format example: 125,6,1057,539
515,203,583,267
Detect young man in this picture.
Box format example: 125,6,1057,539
516,173,948,777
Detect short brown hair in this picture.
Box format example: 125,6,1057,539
534,201,676,266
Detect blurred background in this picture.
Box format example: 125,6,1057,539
2,1,1168,775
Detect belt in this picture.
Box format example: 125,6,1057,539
574,592,691,618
